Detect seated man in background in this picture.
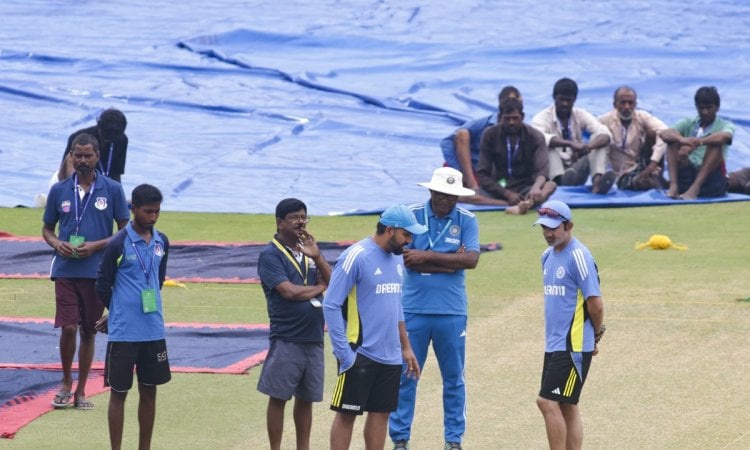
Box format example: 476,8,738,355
477,98,556,215
598,86,669,190
661,86,734,199
63,108,128,183
531,78,614,194
440,86,522,205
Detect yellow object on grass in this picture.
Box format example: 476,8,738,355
635,234,688,251
163,279,188,289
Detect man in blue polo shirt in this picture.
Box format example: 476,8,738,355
389,167,480,450
42,132,129,410
96,184,170,450
256,198,332,450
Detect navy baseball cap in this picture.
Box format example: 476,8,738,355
534,200,572,228
380,204,427,235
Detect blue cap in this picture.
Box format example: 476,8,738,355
534,200,572,228
379,204,427,235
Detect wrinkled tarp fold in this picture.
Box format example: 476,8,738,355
0,1,748,214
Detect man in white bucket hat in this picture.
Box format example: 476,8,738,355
389,167,480,450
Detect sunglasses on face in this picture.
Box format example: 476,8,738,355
538,207,569,222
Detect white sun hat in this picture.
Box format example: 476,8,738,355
417,167,476,197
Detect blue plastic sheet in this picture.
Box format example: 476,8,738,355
1,1,749,214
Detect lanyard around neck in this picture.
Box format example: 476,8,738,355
423,207,452,250
506,136,520,178
98,142,114,177
130,235,156,287
620,123,629,151
272,238,309,285
73,173,95,235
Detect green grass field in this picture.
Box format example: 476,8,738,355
1,203,749,449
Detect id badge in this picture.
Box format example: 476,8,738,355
141,289,158,313
310,299,322,308
69,235,85,258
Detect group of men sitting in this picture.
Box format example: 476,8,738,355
440,78,750,214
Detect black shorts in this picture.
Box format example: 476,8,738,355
539,351,593,405
105,340,171,392
330,353,401,415
677,163,727,197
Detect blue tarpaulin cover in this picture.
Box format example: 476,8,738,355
1,1,748,215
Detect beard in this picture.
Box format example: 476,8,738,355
618,110,633,121
503,125,521,136
388,236,406,255
75,164,94,177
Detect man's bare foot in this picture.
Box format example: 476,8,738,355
505,200,532,215
667,185,680,199
680,187,699,200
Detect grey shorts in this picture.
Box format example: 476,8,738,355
257,339,324,402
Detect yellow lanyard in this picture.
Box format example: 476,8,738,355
272,238,309,285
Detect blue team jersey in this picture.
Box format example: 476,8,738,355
96,223,169,342
323,237,405,371
541,238,601,352
402,202,480,316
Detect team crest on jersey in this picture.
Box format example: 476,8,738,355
154,243,164,256
449,225,460,236
94,197,108,210
397,264,403,277
556,266,565,279
61,200,71,213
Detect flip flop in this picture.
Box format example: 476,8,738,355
51,390,73,408
74,395,95,410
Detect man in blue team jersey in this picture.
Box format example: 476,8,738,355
96,184,170,450
324,204,426,450
389,167,480,450
533,200,605,450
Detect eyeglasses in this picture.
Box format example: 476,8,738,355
538,208,569,222
286,214,310,224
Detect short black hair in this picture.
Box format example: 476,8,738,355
499,97,523,116
97,108,127,134
694,86,720,107
275,198,307,219
613,85,637,101
131,184,163,207
498,86,522,114
553,78,578,98
71,133,100,153
498,86,521,103
376,222,388,235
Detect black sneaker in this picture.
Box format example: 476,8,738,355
393,440,409,449
444,442,462,450
595,170,616,195
561,168,577,186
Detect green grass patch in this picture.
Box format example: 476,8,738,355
1,202,749,448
